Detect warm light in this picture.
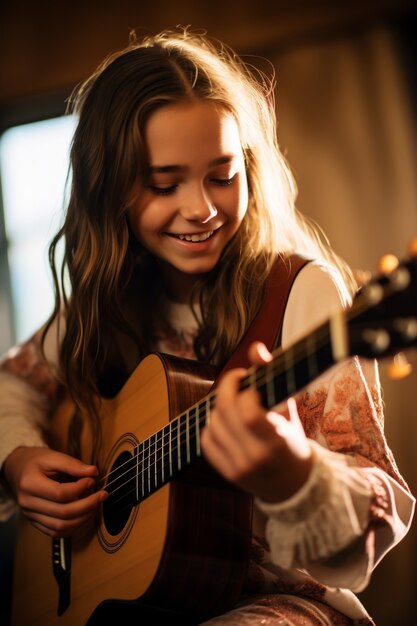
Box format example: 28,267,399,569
407,238,417,258
378,254,399,274
387,352,412,379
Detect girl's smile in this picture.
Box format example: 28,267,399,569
165,228,218,242
127,101,248,301
163,226,221,250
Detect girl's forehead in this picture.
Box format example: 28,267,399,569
144,101,243,165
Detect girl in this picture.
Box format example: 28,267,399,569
0,28,414,625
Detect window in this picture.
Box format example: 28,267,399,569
0,115,77,343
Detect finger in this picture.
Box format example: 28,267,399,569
266,401,304,437
202,405,246,465
20,488,108,521
274,397,304,427
216,367,247,393
203,393,278,473
265,410,293,436
213,367,247,416
42,452,98,479
203,406,270,478
267,400,311,461
287,396,302,425
212,370,275,444
21,475,98,503
247,341,272,366
211,370,259,442
29,510,95,538
200,433,242,483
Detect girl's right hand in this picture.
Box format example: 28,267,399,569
2,446,108,538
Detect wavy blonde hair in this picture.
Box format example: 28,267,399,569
44,28,355,440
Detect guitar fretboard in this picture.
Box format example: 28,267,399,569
132,319,335,502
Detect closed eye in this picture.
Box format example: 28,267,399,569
148,185,178,196
211,175,236,186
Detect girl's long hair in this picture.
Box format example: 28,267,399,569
43,28,355,455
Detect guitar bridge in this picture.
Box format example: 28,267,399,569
52,537,72,615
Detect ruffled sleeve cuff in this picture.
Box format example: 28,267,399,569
255,440,374,582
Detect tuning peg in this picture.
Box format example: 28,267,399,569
407,238,417,258
378,253,399,274
387,352,412,379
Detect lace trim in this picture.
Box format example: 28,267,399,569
255,441,373,568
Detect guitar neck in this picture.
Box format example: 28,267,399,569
132,318,337,503
238,318,337,407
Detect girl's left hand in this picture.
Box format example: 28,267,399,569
201,341,313,503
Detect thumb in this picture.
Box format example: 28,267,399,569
287,397,302,425
43,451,98,478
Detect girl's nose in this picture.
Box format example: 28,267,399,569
180,186,218,223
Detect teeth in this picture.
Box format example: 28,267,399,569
177,231,213,242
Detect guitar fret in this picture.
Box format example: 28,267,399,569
177,417,182,471
150,434,154,490
206,397,212,425
306,332,319,380
284,347,296,395
266,364,276,408
142,437,148,497
147,436,152,494
138,442,145,498
169,421,173,478
171,418,180,474
186,410,190,464
154,432,159,489
195,405,201,456
160,428,165,484
135,444,140,502
249,369,257,390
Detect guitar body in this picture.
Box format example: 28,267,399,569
12,353,253,626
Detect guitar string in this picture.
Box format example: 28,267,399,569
100,413,207,516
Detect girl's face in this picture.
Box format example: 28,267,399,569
127,101,248,301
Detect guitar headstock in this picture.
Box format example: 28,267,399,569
348,242,417,372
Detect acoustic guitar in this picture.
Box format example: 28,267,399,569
11,252,417,626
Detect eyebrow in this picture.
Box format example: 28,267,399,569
148,155,236,174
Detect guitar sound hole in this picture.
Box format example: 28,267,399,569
102,450,136,536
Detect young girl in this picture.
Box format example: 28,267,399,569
0,28,414,625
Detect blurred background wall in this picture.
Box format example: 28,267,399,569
0,1,416,624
